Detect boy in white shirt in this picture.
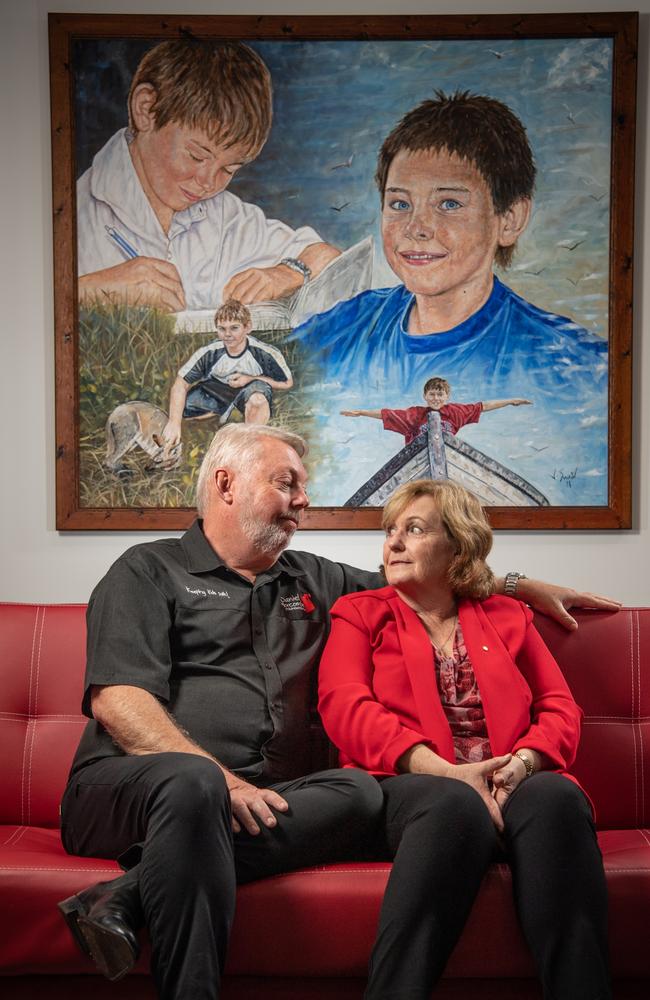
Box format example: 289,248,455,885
77,39,339,312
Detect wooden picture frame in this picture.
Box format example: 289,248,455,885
50,11,636,530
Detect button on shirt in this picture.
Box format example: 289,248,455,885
71,521,380,785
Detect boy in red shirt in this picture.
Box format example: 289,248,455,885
341,376,530,445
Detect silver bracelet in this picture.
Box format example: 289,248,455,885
504,571,527,597
279,257,312,284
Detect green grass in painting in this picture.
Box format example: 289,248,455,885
79,304,315,509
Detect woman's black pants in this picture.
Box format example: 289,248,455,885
60,752,384,1000
365,770,611,1000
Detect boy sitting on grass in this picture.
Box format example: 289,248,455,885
341,376,530,445
162,300,292,447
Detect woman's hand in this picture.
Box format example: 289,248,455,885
400,745,512,832
491,755,528,809
448,754,513,832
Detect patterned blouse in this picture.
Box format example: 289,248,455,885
433,621,493,764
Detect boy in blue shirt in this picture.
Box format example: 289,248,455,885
293,92,607,506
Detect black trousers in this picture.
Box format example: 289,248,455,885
365,771,611,1000
60,753,384,1000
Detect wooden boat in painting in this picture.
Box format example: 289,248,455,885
344,411,549,508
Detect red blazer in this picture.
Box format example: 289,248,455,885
318,588,583,783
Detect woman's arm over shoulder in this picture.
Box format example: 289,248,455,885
318,591,430,774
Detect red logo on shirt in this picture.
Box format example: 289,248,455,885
300,593,316,613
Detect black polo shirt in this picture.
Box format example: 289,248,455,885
70,521,380,784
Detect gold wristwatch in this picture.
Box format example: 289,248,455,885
514,749,535,778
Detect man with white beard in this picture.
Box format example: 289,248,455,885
57,424,618,1000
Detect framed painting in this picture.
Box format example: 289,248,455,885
50,11,636,530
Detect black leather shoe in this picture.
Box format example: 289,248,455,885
58,871,143,981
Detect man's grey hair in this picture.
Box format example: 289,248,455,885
195,424,308,516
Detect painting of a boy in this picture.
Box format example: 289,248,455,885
294,91,607,505
76,39,339,311
295,91,605,386
342,376,531,444
69,32,618,514
162,300,292,449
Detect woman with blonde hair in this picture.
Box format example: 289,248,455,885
318,479,610,999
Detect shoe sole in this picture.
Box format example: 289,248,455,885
77,915,137,981
58,895,137,982
58,894,91,955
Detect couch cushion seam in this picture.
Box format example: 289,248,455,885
20,607,40,825
1,826,26,848
26,608,45,826
636,610,645,823
0,865,121,872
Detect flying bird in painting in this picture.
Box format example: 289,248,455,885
330,155,354,170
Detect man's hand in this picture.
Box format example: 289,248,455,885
513,578,622,631
509,398,531,407
223,264,303,304
341,410,362,417
79,258,186,312
90,686,291,837
449,754,512,832
227,776,289,835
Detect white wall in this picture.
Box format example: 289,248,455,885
0,0,647,603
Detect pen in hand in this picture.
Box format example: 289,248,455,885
105,225,138,260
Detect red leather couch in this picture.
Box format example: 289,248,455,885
1,602,649,999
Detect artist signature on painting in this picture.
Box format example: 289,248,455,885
550,468,578,487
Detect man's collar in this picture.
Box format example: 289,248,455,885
181,520,305,578
181,520,226,573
